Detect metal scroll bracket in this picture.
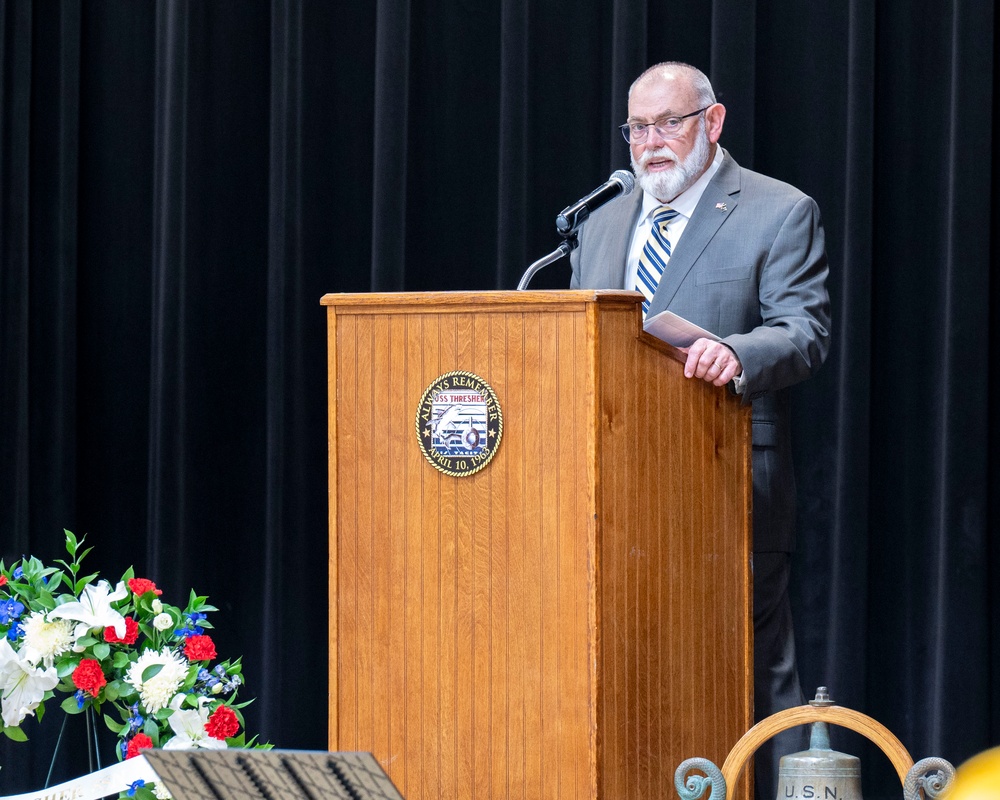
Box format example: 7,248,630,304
674,688,955,800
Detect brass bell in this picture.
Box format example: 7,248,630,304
777,688,863,800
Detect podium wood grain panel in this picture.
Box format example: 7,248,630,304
323,291,751,800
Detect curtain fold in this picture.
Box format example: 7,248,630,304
262,0,301,734
0,1,997,796
792,0,876,733
495,0,528,288
610,0,647,170
710,0,755,166
0,1,33,552
370,0,411,291
26,0,80,540
147,0,191,583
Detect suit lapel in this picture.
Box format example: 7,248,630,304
648,152,742,316
601,190,643,288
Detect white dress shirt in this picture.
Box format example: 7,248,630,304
625,145,746,392
625,143,725,294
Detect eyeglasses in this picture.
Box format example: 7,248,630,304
620,106,712,144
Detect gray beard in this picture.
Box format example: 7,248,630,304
631,123,711,202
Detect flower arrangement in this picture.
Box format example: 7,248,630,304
0,530,266,799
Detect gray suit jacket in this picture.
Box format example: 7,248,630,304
569,150,831,551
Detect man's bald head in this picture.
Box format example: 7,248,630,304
629,62,717,108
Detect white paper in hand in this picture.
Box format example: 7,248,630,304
643,309,720,348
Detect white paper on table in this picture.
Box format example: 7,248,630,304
642,309,720,348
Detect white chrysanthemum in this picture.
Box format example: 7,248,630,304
125,649,189,713
152,782,174,799
20,612,76,667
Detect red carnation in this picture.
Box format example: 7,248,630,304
128,577,162,596
0,574,6,587
184,634,217,662
104,616,139,645
72,659,107,697
205,705,240,740
126,733,154,759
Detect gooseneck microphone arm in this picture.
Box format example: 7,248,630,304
516,169,635,290
516,234,579,291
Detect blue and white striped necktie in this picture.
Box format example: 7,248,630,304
635,205,679,316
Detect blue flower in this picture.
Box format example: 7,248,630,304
174,612,207,638
128,702,145,732
12,566,23,580
5,622,23,642
0,598,25,625
127,779,145,796
75,690,86,709
194,666,224,694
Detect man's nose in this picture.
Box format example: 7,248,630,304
645,125,669,147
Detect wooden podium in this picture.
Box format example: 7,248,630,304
322,290,753,800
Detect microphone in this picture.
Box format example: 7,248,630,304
555,169,636,235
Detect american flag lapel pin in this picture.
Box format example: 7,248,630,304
715,202,728,212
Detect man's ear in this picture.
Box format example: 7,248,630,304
706,103,726,144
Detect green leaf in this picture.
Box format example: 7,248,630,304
141,664,164,682
117,683,138,701
144,718,161,744
3,725,28,742
74,570,99,595
242,735,272,749
34,591,56,612
56,660,78,678
104,714,127,735
93,642,111,661
61,696,85,715
112,651,132,669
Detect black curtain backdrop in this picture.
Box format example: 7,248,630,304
1,1,997,797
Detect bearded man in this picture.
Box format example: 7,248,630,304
570,62,831,800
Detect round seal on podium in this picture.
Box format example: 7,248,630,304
415,371,503,477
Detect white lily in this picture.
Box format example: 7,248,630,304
0,637,59,728
161,694,227,751
48,579,128,639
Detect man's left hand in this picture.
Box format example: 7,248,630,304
680,338,742,387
